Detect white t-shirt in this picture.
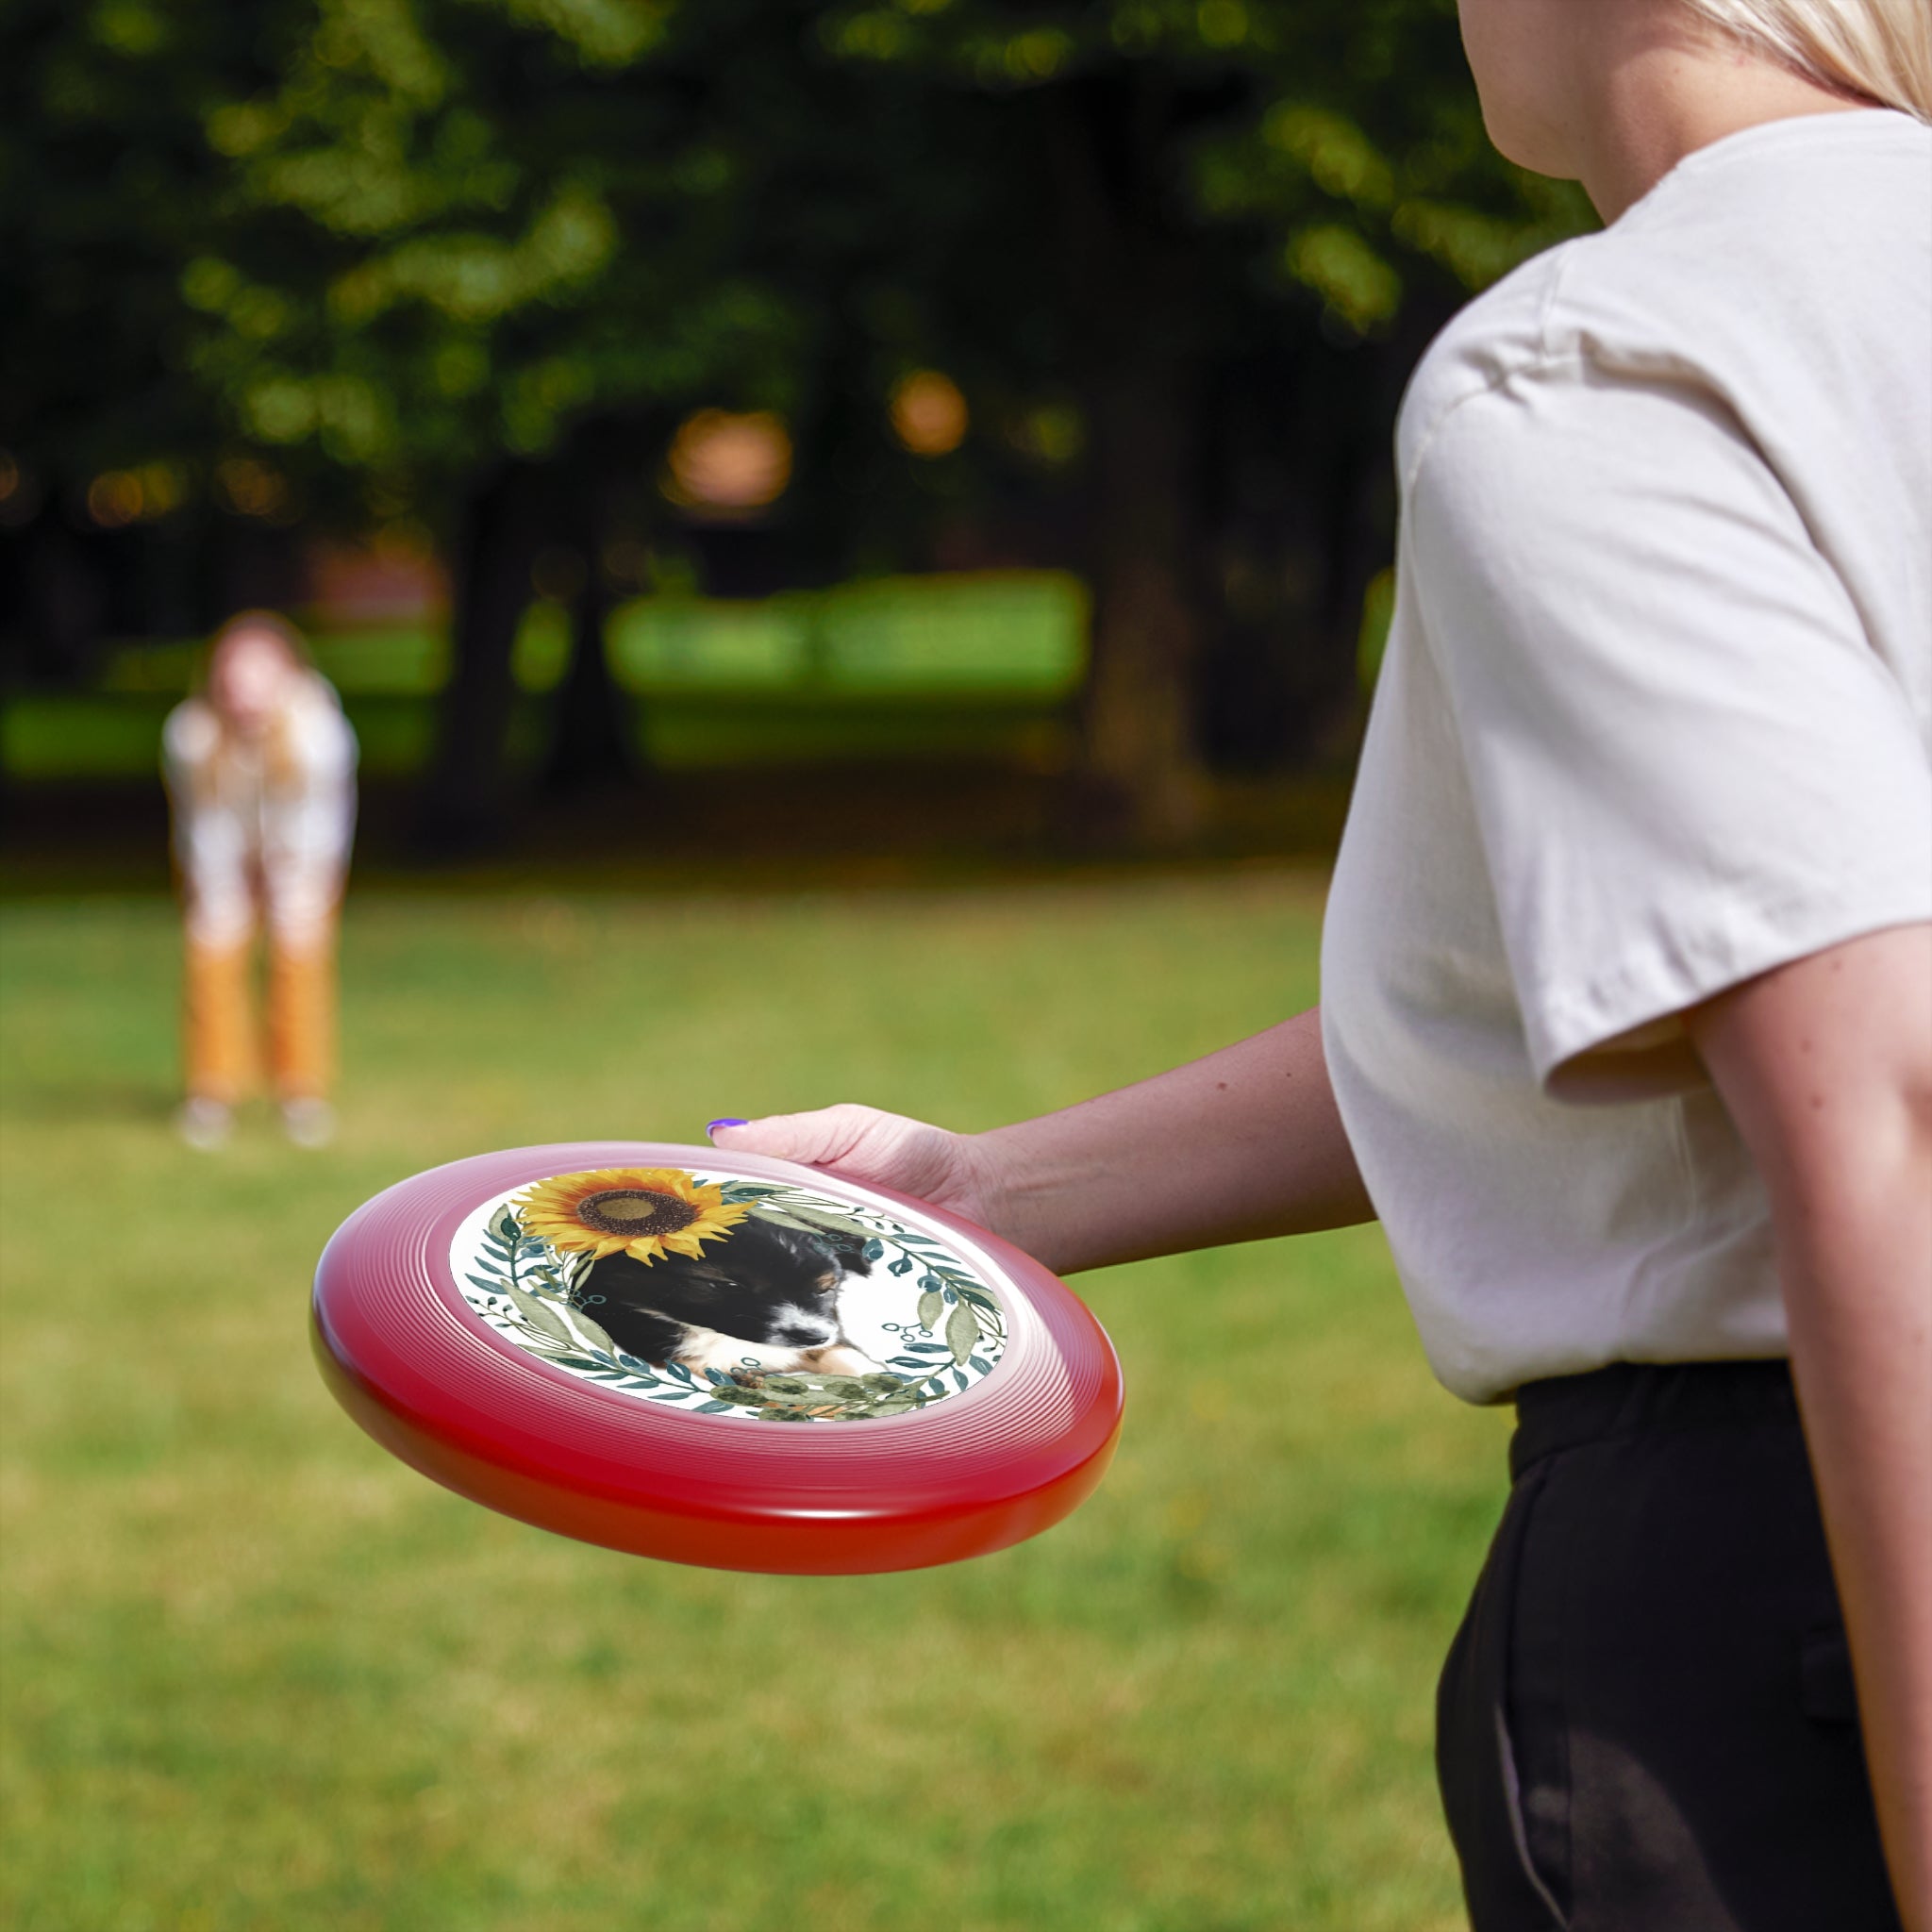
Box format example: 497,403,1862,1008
163,672,358,950
1322,109,1932,1405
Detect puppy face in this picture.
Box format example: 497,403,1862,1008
586,1217,873,1372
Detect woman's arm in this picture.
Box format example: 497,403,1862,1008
1689,923,1932,1932
709,1005,1374,1275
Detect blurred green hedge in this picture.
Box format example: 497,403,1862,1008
4,572,1088,778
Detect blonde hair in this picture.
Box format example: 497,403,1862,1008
1682,0,1932,120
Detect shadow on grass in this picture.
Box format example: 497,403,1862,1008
1,764,1357,900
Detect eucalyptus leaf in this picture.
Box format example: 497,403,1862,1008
889,1257,914,1276
744,1207,834,1239
757,1204,877,1244
945,1301,977,1366
558,1307,621,1357
508,1287,574,1346
862,1239,885,1261
692,1400,735,1414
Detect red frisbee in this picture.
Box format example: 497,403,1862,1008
311,1141,1123,1574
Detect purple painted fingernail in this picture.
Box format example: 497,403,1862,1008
707,1118,748,1137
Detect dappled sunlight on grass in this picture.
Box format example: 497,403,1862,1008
2,878,1501,1930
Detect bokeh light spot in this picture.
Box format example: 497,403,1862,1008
890,371,969,458
214,458,292,522
86,473,145,528
662,409,792,515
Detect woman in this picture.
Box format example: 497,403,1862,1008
163,611,358,1150
708,2,1931,1925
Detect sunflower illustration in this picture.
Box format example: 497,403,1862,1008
514,1168,750,1266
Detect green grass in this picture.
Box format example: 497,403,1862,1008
0,875,1507,1931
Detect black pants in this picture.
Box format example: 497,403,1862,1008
1436,1360,1901,1932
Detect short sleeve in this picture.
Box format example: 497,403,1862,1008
161,699,218,785
1408,364,1932,1097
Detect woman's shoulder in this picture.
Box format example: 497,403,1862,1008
162,696,221,768
1394,243,1583,484
1399,110,1931,489
280,673,358,770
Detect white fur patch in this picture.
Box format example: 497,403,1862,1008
768,1302,841,1349
669,1324,887,1380
672,1326,815,1377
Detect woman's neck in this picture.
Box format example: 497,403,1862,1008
1573,15,1876,223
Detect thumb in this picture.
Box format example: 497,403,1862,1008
707,1105,881,1169
706,1104,966,1204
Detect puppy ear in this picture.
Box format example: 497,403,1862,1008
820,1228,873,1274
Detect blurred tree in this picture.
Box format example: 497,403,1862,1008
0,0,306,680
807,0,1592,835
5,0,1591,843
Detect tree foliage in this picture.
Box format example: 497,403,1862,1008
4,0,1594,837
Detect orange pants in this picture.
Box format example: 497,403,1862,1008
184,923,337,1105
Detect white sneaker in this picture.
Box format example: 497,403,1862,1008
280,1097,337,1149
176,1096,233,1151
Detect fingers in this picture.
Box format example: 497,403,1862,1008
707,1105,970,1208
708,1105,883,1170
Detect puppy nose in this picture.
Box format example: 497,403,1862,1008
775,1313,840,1348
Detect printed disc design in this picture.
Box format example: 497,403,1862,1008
313,1141,1123,1574
450,1165,1007,1423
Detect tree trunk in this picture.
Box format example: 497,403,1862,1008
1045,75,1211,847
541,550,634,798
1079,360,1206,844
418,461,541,857
12,508,107,686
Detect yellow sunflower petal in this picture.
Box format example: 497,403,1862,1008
512,1166,753,1267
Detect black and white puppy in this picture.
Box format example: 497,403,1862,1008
583,1216,885,1380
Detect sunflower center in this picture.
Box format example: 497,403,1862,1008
574,1190,697,1238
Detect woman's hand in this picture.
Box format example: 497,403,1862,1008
709,1107,1008,1232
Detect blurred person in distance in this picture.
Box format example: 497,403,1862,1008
162,611,358,1150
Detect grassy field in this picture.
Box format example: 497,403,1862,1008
0,874,1507,1931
